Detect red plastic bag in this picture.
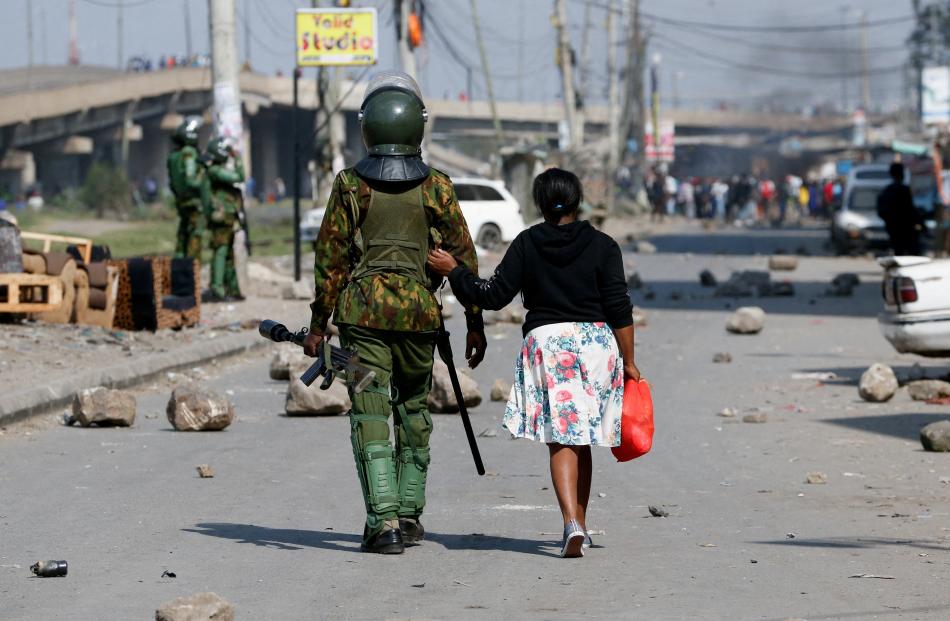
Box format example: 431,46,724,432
611,378,654,462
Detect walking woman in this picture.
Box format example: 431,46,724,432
427,168,640,558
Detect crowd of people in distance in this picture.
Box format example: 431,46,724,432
125,54,212,73
644,165,843,226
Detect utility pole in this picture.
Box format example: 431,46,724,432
312,0,345,205
209,0,248,288
40,6,48,65
243,0,251,67
470,0,504,165
554,0,579,150
208,0,244,148
859,9,870,113
839,5,849,112
576,0,592,145
619,0,644,182
395,0,417,79
184,0,193,58
68,0,79,66
517,2,525,102
117,0,124,69
26,0,34,70
606,0,620,213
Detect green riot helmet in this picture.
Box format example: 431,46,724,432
173,116,202,147
206,136,231,164
355,71,430,182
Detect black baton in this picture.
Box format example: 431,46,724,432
435,320,485,476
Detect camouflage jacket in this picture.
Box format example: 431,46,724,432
167,145,205,206
310,167,480,333
207,157,245,224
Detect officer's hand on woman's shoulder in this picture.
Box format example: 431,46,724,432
302,332,324,357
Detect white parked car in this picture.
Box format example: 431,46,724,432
831,164,909,255
300,206,326,247
453,177,526,250
878,256,950,357
298,177,525,251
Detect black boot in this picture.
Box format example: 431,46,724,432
361,525,404,554
399,518,425,545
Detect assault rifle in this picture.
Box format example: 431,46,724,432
258,320,375,393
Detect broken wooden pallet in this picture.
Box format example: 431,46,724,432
0,273,65,313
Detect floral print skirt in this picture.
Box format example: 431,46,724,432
503,322,624,447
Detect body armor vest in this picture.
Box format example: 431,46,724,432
349,183,430,287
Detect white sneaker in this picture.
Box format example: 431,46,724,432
560,520,586,558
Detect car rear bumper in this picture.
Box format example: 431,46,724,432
300,225,320,244
879,311,950,357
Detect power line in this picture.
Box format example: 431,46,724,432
648,24,908,56
253,0,291,39
77,0,158,7
651,32,904,80
576,0,914,33
235,5,288,57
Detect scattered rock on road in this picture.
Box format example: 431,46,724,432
726,307,765,334
428,360,482,413
805,472,828,484
760,281,796,297
920,421,950,452
827,273,860,297
281,279,313,300
634,240,657,254
268,348,309,381
712,352,732,363
907,380,950,402
858,363,898,403
699,270,718,287
72,387,137,427
742,413,768,423
155,592,234,621
490,379,511,402
196,464,214,478
768,255,799,271
285,366,351,415
166,387,235,431
648,505,669,517
718,407,736,418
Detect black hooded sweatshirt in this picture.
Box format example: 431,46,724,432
447,220,633,336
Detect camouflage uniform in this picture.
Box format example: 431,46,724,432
167,144,207,261
310,167,481,548
207,153,245,299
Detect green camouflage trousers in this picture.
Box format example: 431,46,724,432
174,203,204,261
338,324,436,543
209,220,240,298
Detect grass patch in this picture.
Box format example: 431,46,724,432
18,207,298,259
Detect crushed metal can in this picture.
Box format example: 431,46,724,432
30,560,68,577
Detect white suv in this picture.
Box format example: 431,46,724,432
453,177,526,250
299,177,526,251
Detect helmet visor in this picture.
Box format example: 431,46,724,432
363,70,423,104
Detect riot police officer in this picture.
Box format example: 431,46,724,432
167,117,208,261
205,137,245,301
303,71,487,554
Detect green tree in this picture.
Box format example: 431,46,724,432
80,162,131,218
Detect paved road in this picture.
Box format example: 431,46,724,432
3,223,950,620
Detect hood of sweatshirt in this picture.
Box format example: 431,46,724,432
527,220,597,267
